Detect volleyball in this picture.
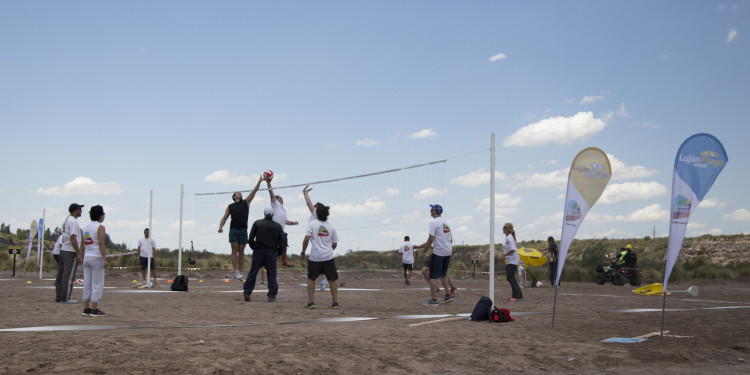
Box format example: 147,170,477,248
263,170,274,181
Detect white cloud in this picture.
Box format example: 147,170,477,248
356,138,379,147
331,198,386,217
727,28,738,43
408,129,437,139
204,170,255,186
721,209,750,222
616,103,629,118
507,168,568,190
607,154,660,180
449,169,506,187
384,188,399,195
450,215,474,224
489,52,507,62
687,221,707,229
415,187,446,199
502,112,607,147
36,177,126,196
614,204,668,222
698,198,727,209
579,96,604,105
474,193,521,213
585,212,615,223
599,181,667,204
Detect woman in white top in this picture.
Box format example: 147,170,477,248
81,205,108,317
499,222,523,302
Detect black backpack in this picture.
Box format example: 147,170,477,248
469,296,493,322
171,275,188,292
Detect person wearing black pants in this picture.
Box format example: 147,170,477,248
243,206,286,302
499,222,523,302
541,236,560,286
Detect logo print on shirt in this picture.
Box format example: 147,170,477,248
317,225,329,237
442,224,450,234
83,232,94,246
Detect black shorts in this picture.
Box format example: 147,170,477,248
402,263,413,271
307,259,338,282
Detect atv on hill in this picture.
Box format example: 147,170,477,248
595,261,643,286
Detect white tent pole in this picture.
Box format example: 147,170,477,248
489,133,496,307
147,190,153,286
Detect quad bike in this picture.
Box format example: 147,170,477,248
595,261,643,286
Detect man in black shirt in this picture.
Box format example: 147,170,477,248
218,176,263,280
243,206,286,302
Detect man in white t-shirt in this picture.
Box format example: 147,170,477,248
300,203,340,309
416,204,453,306
55,203,84,303
265,178,299,267
303,185,328,291
398,236,417,285
137,228,158,286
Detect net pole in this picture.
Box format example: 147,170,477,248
178,184,184,276
38,209,45,279
489,133,496,307
147,190,153,286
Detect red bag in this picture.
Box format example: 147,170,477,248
490,307,514,323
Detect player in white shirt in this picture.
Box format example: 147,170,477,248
499,222,523,302
265,178,299,267
398,236,417,285
137,228,158,286
55,203,84,304
303,185,328,291
300,203,340,309
416,204,454,306
81,205,108,316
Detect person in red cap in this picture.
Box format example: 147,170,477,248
55,203,84,304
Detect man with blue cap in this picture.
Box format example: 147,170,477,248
416,204,453,306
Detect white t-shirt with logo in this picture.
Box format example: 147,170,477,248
83,221,103,259
61,216,80,253
305,219,339,262
503,234,519,265
271,200,288,230
429,216,452,257
399,242,415,264
53,236,62,255
138,237,157,257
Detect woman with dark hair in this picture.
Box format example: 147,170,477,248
499,222,523,302
541,236,560,286
82,205,107,316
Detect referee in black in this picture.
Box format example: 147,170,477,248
243,206,286,302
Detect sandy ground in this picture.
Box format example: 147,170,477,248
0,268,749,375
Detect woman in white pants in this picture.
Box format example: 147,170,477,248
82,205,108,317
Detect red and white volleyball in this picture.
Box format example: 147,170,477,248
263,170,274,181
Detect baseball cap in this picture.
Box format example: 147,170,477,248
68,203,84,213
263,206,274,216
429,204,443,215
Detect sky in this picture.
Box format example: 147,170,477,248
1,1,748,255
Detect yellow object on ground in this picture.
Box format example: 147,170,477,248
633,283,671,296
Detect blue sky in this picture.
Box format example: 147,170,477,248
1,1,748,254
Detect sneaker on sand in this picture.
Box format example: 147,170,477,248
260,281,266,285
89,309,106,317
82,308,92,316
305,302,315,309
509,298,519,302
244,294,251,302
234,271,243,280
405,279,411,285
331,302,339,309
450,287,457,295
268,296,276,302
61,299,78,304
319,282,328,292
282,262,294,267
423,299,439,306
442,295,454,304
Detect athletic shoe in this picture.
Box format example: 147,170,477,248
268,296,276,302
450,287,457,295
260,281,266,285
319,282,328,292
82,308,92,316
244,294,251,302
282,262,294,267
61,299,78,304
89,309,106,317
234,271,243,280
405,279,411,285
509,298,519,302
331,302,339,309
423,299,439,306
305,302,315,309
442,295,454,304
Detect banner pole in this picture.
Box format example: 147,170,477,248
147,190,153,287
178,184,184,276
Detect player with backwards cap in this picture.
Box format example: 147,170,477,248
416,204,454,306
